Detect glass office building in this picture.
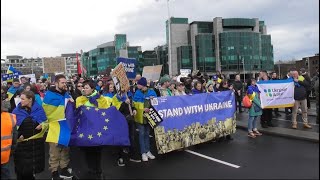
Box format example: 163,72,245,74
81,34,142,77
166,17,274,77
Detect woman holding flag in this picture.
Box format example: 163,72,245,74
12,90,47,180
75,80,110,179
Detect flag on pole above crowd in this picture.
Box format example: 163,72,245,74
76,52,82,76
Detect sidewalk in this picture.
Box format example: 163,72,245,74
236,113,319,143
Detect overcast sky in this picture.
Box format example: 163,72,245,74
1,0,319,61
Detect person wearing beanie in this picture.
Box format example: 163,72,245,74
206,80,214,93
300,68,312,109
159,75,172,97
246,79,263,138
132,77,157,162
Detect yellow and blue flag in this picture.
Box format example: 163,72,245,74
46,119,71,146
43,90,72,146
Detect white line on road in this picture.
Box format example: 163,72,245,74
274,118,318,126
185,150,240,169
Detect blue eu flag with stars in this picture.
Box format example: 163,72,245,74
67,104,130,146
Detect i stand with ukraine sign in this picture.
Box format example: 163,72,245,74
257,78,295,109
151,91,236,154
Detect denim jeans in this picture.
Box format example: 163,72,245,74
136,123,150,154
248,116,259,132
1,163,11,180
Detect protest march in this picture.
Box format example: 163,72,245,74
1,61,317,180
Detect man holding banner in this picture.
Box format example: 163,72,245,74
290,69,312,129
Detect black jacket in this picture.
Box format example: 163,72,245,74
294,79,310,100
301,74,312,91
233,80,243,99
14,116,45,175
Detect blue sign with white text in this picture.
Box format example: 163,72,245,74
151,91,237,154
117,57,136,79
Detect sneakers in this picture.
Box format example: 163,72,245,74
142,153,148,162
117,158,125,167
292,124,297,129
52,171,62,180
129,158,142,163
303,124,312,129
60,167,73,179
248,132,256,138
253,130,262,136
146,151,155,160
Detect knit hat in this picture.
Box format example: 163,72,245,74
206,80,214,89
247,87,254,95
159,75,171,84
137,77,147,87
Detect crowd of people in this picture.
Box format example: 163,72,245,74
1,67,319,180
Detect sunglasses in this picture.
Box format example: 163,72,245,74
77,85,83,87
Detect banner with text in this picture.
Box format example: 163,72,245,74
2,72,20,81
117,57,136,79
257,78,295,109
151,91,236,154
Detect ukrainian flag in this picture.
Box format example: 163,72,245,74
43,91,71,146
7,86,21,100
132,89,157,124
46,119,71,146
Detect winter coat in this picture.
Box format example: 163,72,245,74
13,105,46,175
293,76,310,101
233,80,243,100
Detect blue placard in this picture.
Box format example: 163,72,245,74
1,72,20,81
151,91,237,154
117,57,136,79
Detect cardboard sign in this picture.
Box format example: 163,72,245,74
142,65,163,81
144,106,163,129
111,63,130,92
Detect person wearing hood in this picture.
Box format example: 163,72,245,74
12,91,47,180
206,80,215,93
75,80,109,179
133,77,157,162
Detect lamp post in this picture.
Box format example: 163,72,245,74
278,60,281,79
166,0,172,77
242,57,245,83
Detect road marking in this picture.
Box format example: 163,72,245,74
274,118,318,126
185,150,240,168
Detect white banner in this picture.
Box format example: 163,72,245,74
256,79,295,109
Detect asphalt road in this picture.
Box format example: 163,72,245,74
7,129,319,179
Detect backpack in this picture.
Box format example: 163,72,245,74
242,95,252,108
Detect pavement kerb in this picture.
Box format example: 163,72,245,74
236,120,319,143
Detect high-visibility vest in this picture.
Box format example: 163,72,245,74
1,112,16,164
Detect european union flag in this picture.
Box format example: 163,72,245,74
68,105,130,146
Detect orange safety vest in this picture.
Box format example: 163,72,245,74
1,112,17,164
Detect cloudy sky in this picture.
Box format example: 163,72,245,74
1,0,319,61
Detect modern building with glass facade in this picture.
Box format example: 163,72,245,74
166,17,274,78
81,34,143,77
